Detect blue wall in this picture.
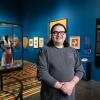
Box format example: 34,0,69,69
0,0,21,23
22,0,100,81
0,0,22,62
0,0,100,81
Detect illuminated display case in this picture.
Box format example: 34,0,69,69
0,22,23,72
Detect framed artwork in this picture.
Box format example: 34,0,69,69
39,37,44,48
23,37,28,48
29,39,33,47
49,18,67,38
33,37,38,48
70,36,80,49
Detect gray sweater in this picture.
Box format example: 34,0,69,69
37,46,84,87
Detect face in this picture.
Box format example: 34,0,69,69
51,25,66,45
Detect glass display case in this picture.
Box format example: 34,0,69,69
0,22,23,72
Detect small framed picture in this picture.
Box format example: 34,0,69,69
33,37,38,48
70,36,80,49
29,39,33,47
23,37,28,48
39,37,44,48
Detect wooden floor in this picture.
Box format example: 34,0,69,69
1,61,100,100
0,61,40,100
24,93,40,100
24,80,100,100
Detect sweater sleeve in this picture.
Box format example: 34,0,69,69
74,49,85,79
37,47,57,86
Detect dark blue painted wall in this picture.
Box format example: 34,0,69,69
22,0,100,81
0,0,99,81
0,0,22,62
0,0,21,23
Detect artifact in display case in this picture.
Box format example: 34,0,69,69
0,35,13,67
0,22,23,72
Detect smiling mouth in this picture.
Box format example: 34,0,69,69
56,37,63,39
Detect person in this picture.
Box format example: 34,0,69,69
37,23,84,100
0,35,13,67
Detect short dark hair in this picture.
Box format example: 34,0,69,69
51,23,67,34
47,23,69,47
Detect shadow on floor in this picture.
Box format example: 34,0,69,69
24,93,40,100
76,80,100,100
24,80,100,100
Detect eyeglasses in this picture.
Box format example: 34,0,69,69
52,31,66,35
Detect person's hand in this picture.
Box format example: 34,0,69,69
60,81,75,96
54,81,64,89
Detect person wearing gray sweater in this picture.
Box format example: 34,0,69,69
37,23,84,100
